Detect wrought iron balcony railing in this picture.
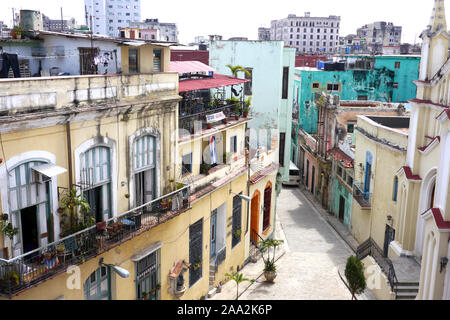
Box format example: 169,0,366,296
0,186,190,297
353,182,372,208
179,103,242,136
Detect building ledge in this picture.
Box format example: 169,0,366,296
397,166,422,182
422,208,450,232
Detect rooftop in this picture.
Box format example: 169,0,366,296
366,116,410,133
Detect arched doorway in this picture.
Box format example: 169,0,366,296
263,182,273,233
250,191,260,244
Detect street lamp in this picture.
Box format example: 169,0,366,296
229,190,251,202
99,258,130,278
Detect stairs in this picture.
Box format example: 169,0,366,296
395,282,419,300
207,264,217,298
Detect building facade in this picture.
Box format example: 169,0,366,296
356,22,402,53
270,13,341,54
42,14,77,32
258,28,271,41
84,0,141,38
130,19,178,43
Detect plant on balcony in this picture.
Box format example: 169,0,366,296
0,221,19,241
176,182,185,190
200,163,211,175
344,256,366,300
226,97,240,105
225,272,254,300
142,291,149,300
0,270,20,289
59,187,92,237
258,239,284,282
11,26,25,39
193,261,202,270
156,283,161,290
243,97,252,117
226,65,251,79
223,152,233,165
234,103,241,120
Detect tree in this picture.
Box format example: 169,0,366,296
225,64,251,78
344,256,367,300
225,272,254,300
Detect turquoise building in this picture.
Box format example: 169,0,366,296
210,41,296,183
293,55,420,134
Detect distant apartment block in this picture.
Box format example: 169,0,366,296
130,19,178,42
258,27,271,41
356,22,402,52
43,14,77,32
270,12,341,54
84,0,141,38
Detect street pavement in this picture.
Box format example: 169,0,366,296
210,186,376,300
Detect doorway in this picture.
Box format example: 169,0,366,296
250,193,260,245
84,186,103,223
384,224,396,257
20,205,39,254
210,209,217,259
311,166,316,194
339,196,346,222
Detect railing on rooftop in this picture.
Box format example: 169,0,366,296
178,102,242,137
353,182,372,209
0,186,190,297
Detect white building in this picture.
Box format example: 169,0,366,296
130,19,178,42
270,12,341,54
84,0,141,38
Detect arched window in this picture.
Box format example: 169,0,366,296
393,176,399,202
81,146,112,223
364,151,373,196
84,266,111,300
263,183,272,232
134,135,156,208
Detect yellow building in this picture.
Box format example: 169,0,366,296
0,46,276,300
394,0,450,300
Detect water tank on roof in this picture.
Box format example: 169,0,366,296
20,10,43,31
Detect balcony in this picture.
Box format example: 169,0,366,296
353,182,371,209
179,101,243,138
0,186,190,297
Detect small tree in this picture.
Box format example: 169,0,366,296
59,187,91,234
225,65,251,78
345,256,367,300
225,272,254,300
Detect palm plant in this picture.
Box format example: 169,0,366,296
258,239,284,272
225,272,254,300
226,64,251,78
59,187,91,233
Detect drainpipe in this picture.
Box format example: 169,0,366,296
66,122,73,188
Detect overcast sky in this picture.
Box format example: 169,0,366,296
0,0,443,44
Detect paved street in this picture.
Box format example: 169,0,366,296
211,187,375,300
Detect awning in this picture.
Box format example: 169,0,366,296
32,163,67,178
179,73,250,93
170,61,216,75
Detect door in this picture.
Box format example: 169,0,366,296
384,225,395,257
135,169,155,210
339,196,345,222
84,186,103,223
311,166,316,194
210,210,217,259
20,205,39,254
250,193,260,245
85,266,111,300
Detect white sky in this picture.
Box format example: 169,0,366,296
0,0,443,44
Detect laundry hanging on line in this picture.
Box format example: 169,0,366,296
0,53,21,78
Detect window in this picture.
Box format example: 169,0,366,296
263,183,272,232
358,95,368,101
279,132,286,167
85,267,111,300
327,83,339,91
134,135,156,208
395,61,400,69
347,176,353,187
393,82,398,89
347,123,355,133
337,165,343,177
189,219,203,286
79,47,99,75
393,177,399,202
182,153,192,174
244,68,253,95
230,136,237,154
312,82,320,89
136,250,160,300
129,48,139,73
232,195,242,248
153,49,162,72
282,67,289,99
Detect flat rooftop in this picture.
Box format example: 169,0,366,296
367,116,410,133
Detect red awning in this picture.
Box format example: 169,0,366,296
179,74,250,93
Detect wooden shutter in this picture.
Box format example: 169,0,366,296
232,195,242,248
263,187,272,231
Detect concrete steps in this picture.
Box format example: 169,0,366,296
395,282,419,300
208,264,217,297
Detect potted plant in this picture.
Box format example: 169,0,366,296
193,261,202,270
234,228,242,239
225,272,254,300
142,291,149,300
149,288,156,295
207,123,212,129
59,187,90,235
0,270,20,291
156,283,161,290
258,239,284,282
56,243,65,255
200,163,211,175
222,117,228,124
243,97,252,118
176,182,184,190
234,103,241,120
11,26,24,39
223,152,232,165
0,221,19,242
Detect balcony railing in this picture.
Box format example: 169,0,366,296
179,103,242,137
0,186,190,297
353,182,371,209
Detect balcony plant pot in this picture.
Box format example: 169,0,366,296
243,112,248,118
264,270,277,282
222,118,228,124
207,123,212,129
96,221,107,232
234,115,240,121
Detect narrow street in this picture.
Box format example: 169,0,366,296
212,186,375,300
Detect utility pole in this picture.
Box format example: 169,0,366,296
12,8,15,27
60,7,64,32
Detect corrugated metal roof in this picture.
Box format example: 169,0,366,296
179,73,249,92
170,61,215,74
